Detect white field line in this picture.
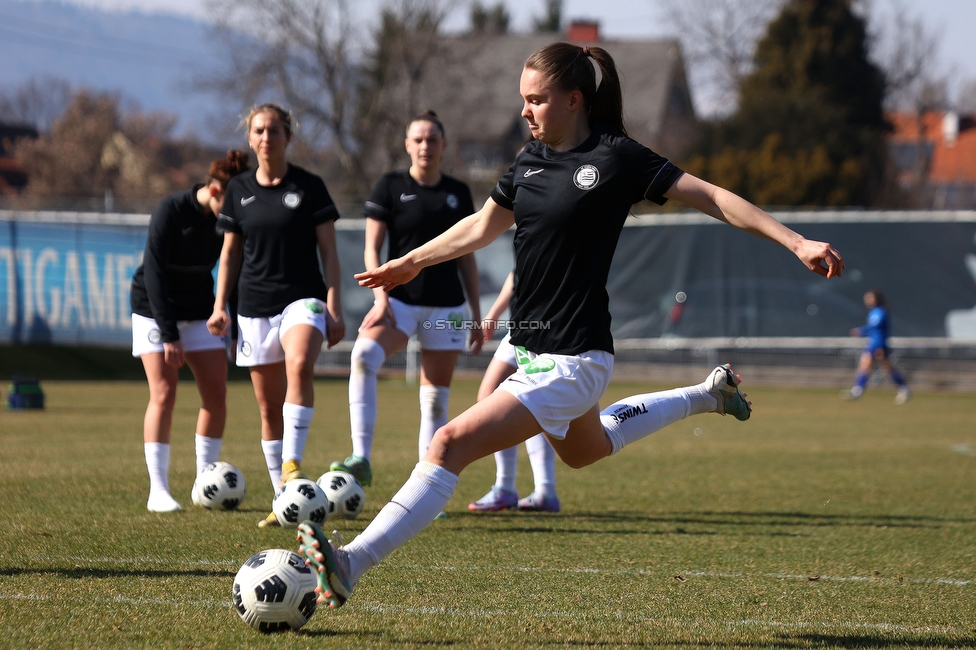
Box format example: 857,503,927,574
0,592,964,636
6,554,973,587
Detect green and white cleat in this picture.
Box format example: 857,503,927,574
706,364,752,421
329,455,372,487
296,521,354,609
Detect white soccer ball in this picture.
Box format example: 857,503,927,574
232,548,318,633
316,470,366,519
192,461,246,510
272,478,331,528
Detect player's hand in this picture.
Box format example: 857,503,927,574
207,308,230,336
360,301,396,332
326,309,346,348
467,324,484,355
482,318,499,342
795,238,844,278
163,341,184,368
355,257,420,291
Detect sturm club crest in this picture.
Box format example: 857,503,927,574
241,341,252,357
148,328,162,344
574,165,600,190
446,194,459,209
282,192,301,209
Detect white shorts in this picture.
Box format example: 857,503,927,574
388,296,468,351
131,314,226,357
492,332,518,367
498,346,614,439
235,298,327,367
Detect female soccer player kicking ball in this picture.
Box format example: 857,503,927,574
297,43,844,608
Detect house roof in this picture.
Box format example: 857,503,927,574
411,33,692,153
887,111,976,183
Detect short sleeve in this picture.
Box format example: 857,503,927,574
309,175,339,224
489,161,518,211
616,138,684,206
364,174,393,222
217,177,243,234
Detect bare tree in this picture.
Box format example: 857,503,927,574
533,0,561,33
470,1,510,34
871,3,949,112
0,77,73,133
660,0,785,117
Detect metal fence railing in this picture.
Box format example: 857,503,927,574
315,337,976,391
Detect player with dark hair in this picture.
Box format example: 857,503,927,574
843,289,910,404
131,149,250,512
297,43,844,608
207,103,345,526
329,110,481,488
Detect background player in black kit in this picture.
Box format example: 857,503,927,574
330,111,481,489
298,43,844,609
130,150,249,512
207,104,345,527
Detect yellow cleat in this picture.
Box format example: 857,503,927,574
257,511,280,528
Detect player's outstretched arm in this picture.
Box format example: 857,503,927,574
356,198,514,291
664,172,844,279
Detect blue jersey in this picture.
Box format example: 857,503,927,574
858,306,889,351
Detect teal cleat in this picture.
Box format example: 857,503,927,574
329,455,372,487
296,521,354,610
707,364,752,421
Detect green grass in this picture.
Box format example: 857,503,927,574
1,378,975,648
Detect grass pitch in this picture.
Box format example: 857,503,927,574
1,377,974,648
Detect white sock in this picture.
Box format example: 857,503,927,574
601,388,695,455
525,433,557,499
282,402,313,464
261,438,283,489
418,385,450,460
345,461,459,582
349,338,385,460
494,445,518,493
194,434,222,475
145,442,171,494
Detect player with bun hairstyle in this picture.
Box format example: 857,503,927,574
131,149,250,512
208,103,346,527
297,43,844,608
329,110,480,490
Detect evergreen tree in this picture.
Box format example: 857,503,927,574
684,0,887,206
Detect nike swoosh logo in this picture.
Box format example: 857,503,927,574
523,169,543,177
240,196,257,206
400,193,419,202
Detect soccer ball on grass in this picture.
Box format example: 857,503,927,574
192,461,246,510
232,548,318,633
317,470,366,519
272,478,331,528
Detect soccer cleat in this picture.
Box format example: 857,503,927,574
516,492,561,513
257,511,280,528
706,364,751,421
147,491,182,512
895,387,911,405
296,521,354,609
841,386,863,401
278,459,307,487
467,486,518,512
329,455,372,487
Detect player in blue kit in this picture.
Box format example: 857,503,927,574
297,43,844,609
330,111,481,488
132,150,249,512
843,289,910,404
207,103,346,526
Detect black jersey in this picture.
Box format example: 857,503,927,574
218,165,339,317
489,127,684,356
130,186,223,343
365,170,474,307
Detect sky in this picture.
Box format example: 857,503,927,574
43,0,976,101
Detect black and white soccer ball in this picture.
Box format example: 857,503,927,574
316,470,366,519
232,548,318,633
192,461,246,510
272,478,331,528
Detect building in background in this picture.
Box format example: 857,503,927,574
887,110,976,209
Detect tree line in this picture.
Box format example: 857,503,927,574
0,0,966,212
